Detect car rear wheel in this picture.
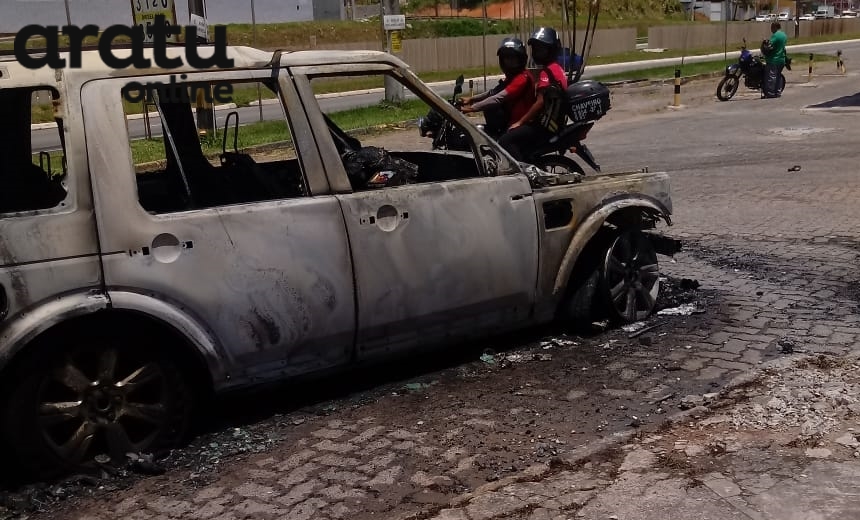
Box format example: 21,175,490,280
533,154,585,175
0,333,193,481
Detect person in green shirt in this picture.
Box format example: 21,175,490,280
763,22,788,98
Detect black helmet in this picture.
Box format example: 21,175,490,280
497,37,527,74
528,27,560,50
497,37,526,58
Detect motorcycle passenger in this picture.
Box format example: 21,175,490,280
460,37,535,136
498,27,568,162
763,21,787,98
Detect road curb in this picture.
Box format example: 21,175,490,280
801,106,860,112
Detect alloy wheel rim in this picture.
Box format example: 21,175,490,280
604,231,660,323
36,349,170,465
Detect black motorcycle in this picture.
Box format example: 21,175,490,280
716,39,788,101
419,75,610,175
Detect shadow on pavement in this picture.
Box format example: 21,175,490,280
807,91,860,108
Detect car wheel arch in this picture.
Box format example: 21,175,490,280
0,293,222,400
552,196,672,299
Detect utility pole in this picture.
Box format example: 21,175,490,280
63,0,71,26
383,0,405,103
189,0,215,137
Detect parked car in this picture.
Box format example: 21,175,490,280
799,13,816,20
778,10,791,21
840,10,858,17
0,45,678,481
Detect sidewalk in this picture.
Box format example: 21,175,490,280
418,351,860,520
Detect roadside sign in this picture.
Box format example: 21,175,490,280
130,0,178,44
190,13,209,42
383,14,406,31
390,30,402,53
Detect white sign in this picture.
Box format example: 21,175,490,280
383,14,406,31
130,0,178,44
190,13,209,41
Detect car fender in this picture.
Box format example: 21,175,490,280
107,290,231,388
0,289,110,370
552,196,672,296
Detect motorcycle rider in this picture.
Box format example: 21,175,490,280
762,21,787,98
498,27,568,162
460,37,535,136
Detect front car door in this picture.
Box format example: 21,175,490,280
290,63,540,356
80,68,356,387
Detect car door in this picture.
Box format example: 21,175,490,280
80,69,356,384
290,64,540,356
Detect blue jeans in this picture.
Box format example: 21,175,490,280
764,63,784,97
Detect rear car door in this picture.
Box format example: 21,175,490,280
80,69,357,384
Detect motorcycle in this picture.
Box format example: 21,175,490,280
716,38,789,101
418,75,610,175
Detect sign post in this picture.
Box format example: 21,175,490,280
130,0,179,44
382,5,405,103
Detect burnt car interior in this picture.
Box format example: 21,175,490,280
134,79,307,214
312,72,485,190
0,87,68,214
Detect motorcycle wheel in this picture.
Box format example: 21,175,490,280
778,73,786,94
716,75,740,101
533,155,585,175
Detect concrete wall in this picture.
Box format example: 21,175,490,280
0,0,317,33
314,0,346,21
648,19,860,49
303,28,637,73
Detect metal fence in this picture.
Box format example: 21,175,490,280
300,28,637,73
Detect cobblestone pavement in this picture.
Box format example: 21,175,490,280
6,60,860,520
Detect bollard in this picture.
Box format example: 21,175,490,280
837,50,846,74
195,86,214,139
673,69,681,106
808,53,814,81
469,79,474,98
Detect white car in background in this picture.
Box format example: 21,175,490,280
778,11,791,21
840,10,858,17
799,13,815,20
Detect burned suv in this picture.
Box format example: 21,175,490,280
0,46,676,480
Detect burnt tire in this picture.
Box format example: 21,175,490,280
533,154,585,175
716,75,740,101
0,332,194,483
599,229,661,324
558,231,614,330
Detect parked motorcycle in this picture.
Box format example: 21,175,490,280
418,75,611,175
716,39,788,101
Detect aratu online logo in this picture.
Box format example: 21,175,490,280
14,15,235,104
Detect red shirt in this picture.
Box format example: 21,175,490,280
537,62,568,92
504,72,537,126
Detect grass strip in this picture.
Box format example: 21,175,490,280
33,99,429,168
592,52,838,82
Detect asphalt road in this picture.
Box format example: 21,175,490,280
30,38,860,153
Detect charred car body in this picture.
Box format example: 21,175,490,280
0,46,677,480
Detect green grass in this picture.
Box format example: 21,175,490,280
36,99,430,167
592,52,839,81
